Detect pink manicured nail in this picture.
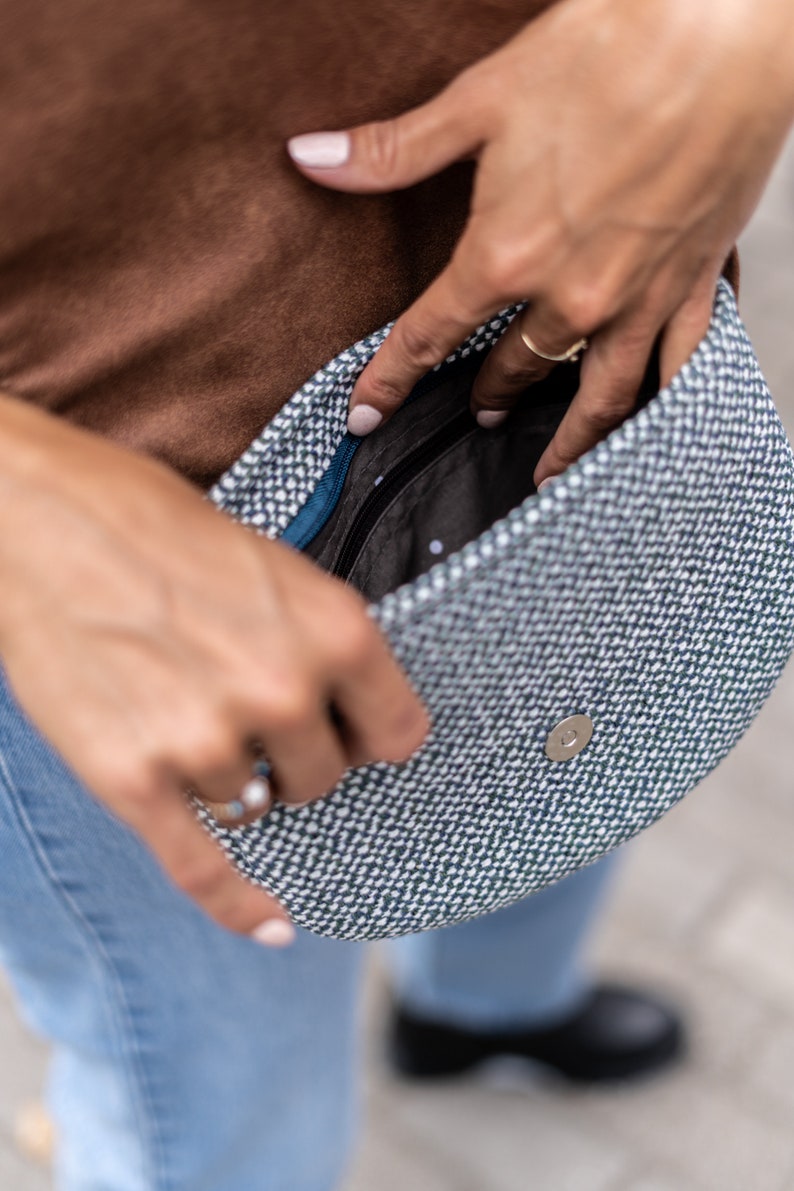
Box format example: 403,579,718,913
537,477,553,491
287,132,351,168
251,919,295,948
347,404,383,436
476,409,509,429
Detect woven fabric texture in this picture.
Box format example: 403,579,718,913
206,281,794,941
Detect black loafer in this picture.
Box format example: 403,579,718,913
388,984,685,1084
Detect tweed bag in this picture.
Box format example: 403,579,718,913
204,279,794,941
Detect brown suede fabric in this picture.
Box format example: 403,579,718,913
0,0,553,487
0,1,739,488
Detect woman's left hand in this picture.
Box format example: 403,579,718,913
288,0,794,485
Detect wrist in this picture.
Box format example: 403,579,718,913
0,397,134,648
0,394,62,485
0,399,63,644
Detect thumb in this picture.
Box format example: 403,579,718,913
286,81,483,194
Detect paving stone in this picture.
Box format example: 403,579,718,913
619,1175,702,1191
674,741,794,893
0,984,49,1130
742,1017,794,1126
705,883,794,1012
376,1076,630,1191
585,1073,794,1191
343,1110,471,1191
604,816,738,945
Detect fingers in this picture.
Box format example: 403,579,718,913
659,274,718,388
126,781,293,945
286,74,483,194
533,308,662,487
287,77,511,438
263,550,430,769
255,699,349,808
326,609,431,767
470,304,588,426
183,705,353,820
184,742,272,826
533,269,719,485
346,247,495,435
343,221,611,437
190,585,429,814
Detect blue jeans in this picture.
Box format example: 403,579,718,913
0,672,617,1191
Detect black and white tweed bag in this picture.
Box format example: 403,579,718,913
206,280,794,941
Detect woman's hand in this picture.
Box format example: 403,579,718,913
288,0,794,485
0,399,428,943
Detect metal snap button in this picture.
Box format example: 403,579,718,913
544,714,594,762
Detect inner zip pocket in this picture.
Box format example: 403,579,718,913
331,406,476,581
299,351,576,601
299,345,659,602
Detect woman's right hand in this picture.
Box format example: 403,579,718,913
0,397,429,943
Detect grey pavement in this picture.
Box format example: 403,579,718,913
4,139,794,1191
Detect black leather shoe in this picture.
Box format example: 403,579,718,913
388,984,685,1084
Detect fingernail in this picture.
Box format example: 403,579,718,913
287,131,350,168
347,404,383,436
251,919,296,948
537,477,553,491
476,409,509,429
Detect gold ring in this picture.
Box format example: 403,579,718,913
519,327,589,363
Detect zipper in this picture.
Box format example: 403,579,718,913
285,356,480,554
282,435,360,552
331,406,476,581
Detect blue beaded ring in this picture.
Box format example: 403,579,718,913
191,756,273,822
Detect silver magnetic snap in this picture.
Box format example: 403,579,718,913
544,714,594,762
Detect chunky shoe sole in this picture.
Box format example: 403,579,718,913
388,984,686,1085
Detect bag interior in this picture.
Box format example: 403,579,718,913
303,344,659,602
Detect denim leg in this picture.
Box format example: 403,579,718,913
0,674,363,1191
384,855,619,1030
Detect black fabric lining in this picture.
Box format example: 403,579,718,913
303,346,660,603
